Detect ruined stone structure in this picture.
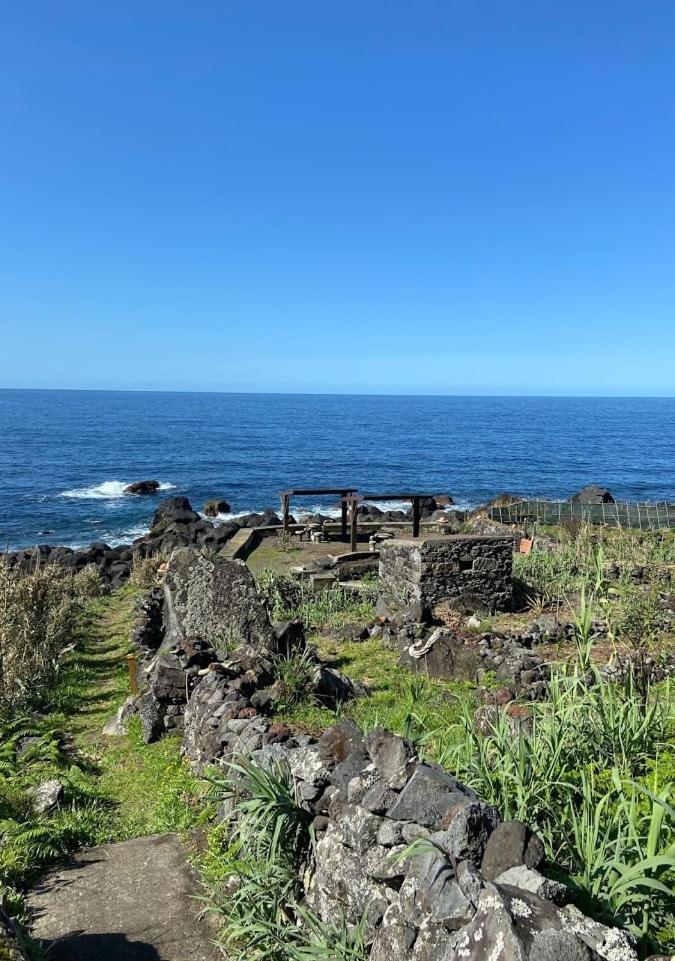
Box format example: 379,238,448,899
377,535,513,621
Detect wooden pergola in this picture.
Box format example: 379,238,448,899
279,488,358,540
344,493,436,551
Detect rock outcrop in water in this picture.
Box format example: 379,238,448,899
203,498,231,516
124,479,160,495
570,486,615,505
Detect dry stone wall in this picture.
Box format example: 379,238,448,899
378,536,513,621
122,548,639,961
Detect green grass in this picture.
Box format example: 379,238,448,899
277,634,474,755
0,584,201,921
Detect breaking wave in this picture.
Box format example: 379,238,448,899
60,480,176,500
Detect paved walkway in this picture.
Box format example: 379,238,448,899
27,834,220,961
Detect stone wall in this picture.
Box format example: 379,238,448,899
377,536,513,621
117,548,639,961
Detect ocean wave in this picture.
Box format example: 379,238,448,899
106,523,151,547
60,480,176,500
286,500,473,518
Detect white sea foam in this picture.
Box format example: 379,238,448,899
106,523,151,547
286,500,473,518
60,480,176,500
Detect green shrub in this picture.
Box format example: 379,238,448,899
272,647,319,713
203,758,371,961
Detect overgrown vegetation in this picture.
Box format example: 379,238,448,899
0,573,200,922
514,524,674,609
257,570,377,631
445,666,675,949
3,522,675,957
202,758,371,961
0,560,101,709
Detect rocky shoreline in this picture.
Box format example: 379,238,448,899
2,485,627,591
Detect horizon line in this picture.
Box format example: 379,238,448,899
0,386,674,400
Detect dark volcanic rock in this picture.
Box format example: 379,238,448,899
151,496,201,529
399,629,485,682
481,820,545,880
124,479,160,495
163,548,276,658
570,485,615,505
204,499,231,517
0,908,28,960
386,763,478,829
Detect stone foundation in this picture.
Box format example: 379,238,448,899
377,536,513,621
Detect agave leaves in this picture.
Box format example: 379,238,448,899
207,758,371,961
214,758,312,867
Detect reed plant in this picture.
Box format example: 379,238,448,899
0,560,100,710
445,666,674,948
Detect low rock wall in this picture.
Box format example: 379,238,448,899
119,547,639,961
378,536,513,621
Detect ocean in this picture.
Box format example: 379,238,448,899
0,390,673,551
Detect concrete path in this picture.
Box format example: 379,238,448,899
27,834,220,961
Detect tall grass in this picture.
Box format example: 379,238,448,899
0,560,101,710
514,524,675,604
445,668,674,949
204,758,371,961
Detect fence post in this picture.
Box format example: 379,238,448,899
127,654,139,695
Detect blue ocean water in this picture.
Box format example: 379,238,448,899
0,390,673,551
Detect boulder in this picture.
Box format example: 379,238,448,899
481,820,545,880
365,728,416,789
124,479,160,495
30,778,63,815
433,800,501,865
102,696,137,736
163,548,276,658
399,630,485,682
447,884,638,960
151,497,201,529
570,485,615,505
386,763,478,829
239,509,281,528
204,499,231,517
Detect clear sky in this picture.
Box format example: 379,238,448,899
1,2,674,395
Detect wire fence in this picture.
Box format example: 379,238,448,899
487,499,675,531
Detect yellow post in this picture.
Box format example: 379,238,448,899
127,654,139,695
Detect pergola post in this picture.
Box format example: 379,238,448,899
412,496,421,538
280,492,291,532
350,499,359,552
341,496,348,541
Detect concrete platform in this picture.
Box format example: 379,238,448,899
27,834,219,961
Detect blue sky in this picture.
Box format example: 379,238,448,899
1,2,674,395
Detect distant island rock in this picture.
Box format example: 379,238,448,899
124,480,161,496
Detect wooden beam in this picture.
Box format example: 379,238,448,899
341,496,348,541
412,496,421,538
350,500,359,552
281,492,291,532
